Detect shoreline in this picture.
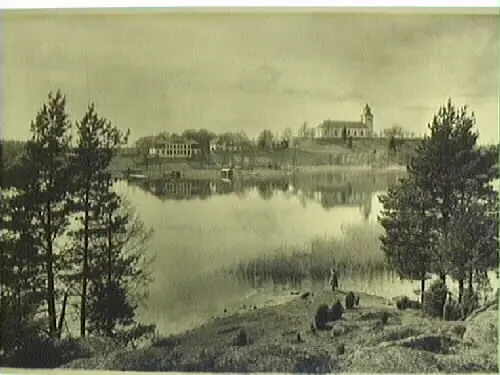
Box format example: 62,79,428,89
126,164,407,181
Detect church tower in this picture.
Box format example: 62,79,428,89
361,104,374,136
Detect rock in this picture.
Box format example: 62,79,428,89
314,303,330,330
327,300,344,322
379,333,462,355
300,291,311,299
344,346,440,372
463,308,497,347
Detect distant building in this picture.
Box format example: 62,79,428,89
209,137,242,153
314,104,374,139
148,138,201,159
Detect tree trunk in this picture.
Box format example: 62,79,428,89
80,188,90,337
106,210,113,337
458,279,464,303
46,201,57,337
439,273,446,285
420,278,426,305
468,270,474,294
57,287,70,339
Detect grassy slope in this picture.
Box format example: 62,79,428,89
62,288,498,373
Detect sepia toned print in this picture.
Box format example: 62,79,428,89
0,8,498,373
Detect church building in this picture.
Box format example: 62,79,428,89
314,104,374,139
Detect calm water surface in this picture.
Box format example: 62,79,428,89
113,171,430,335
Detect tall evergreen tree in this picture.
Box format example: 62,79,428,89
84,178,154,346
379,177,435,304
69,103,129,337
0,189,48,362
379,99,498,307
13,90,74,337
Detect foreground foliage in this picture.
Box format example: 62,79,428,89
0,90,154,366
378,99,498,315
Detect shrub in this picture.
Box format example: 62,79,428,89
328,300,344,322
7,335,62,368
381,311,390,325
234,328,248,346
461,289,480,318
345,292,355,309
336,343,345,355
443,300,464,321
422,280,448,318
407,300,422,310
449,324,467,338
315,304,330,330
396,296,410,310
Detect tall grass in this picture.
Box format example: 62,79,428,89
223,223,392,287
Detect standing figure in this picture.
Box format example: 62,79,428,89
329,268,339,292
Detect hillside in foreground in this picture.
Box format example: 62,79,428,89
61,288,498,373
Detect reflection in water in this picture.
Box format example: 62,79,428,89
131,171,402,219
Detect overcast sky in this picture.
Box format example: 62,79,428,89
2,10,498,143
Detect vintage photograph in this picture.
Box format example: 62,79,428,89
0,8,498,373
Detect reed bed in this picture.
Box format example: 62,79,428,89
222,223,393,287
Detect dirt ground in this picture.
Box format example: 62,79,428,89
61,288,498,372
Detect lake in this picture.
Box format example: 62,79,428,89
112,170,428,335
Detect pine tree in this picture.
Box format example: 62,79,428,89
441,195,498,302
379,99,498,305
13,90,75,337
379,177,434,304
0,187,46,361
408,99,498,283
69,103,129,337
84,176,155,346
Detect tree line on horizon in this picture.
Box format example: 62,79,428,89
0,90,155,367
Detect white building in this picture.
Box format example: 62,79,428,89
149,138,201,159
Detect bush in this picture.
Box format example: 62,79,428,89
328,300,344,322
315,304,330,330
234,328,248,346
449,324,466,338
407,300,422,309
336,343,345,355
422,280,448,318
396,296,422,310
345,292,355,309
443,300,464,321
396,296,410,310
5,335,90,368
381,311,390,325
461,289,480,318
